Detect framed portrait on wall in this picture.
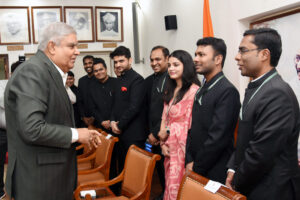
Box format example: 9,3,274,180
95,6,123,42
64,6,94,42
250,7,300,82
31,6,62,44
0,7,31,45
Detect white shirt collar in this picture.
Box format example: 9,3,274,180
50,60,68,86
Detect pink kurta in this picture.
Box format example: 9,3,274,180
162,84,199,200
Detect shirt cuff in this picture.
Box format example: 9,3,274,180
227,169,235,173
71,128,78,143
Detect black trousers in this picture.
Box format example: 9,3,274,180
152,145,165,191
0,128,7,195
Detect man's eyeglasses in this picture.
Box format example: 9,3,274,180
238,48,261,55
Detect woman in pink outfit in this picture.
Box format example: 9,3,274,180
158,50,200,200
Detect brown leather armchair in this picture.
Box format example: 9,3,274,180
77,131,118,185
177,170,246,200
74,145,161,200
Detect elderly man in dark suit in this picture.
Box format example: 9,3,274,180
4,22,101,200
226,28,300,200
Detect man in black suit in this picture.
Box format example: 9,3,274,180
89,58,117,132
110,46,147,171
226,28,300,200
4,22,101,200
78,55,95,127
145,46,169,200
185,37,240,184
89,57,119,193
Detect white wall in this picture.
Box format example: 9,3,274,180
139,0,300,99
1,0,300,94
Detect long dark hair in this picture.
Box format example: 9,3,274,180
163,50,200,104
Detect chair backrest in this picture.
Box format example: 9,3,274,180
94,131,118,180
177,170,246,200
121,145,161,200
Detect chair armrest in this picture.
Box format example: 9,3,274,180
74,171,125,199
78,163,105,174
77,152,96,163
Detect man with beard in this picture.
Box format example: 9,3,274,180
186,37,240,184
145,46,169,200
110,46,147,172
78,55,95,127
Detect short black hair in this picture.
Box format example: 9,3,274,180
11,61,22,74
93,57,107,69
151,45,170,58
110,46,131,59
83,55,94,64
196,37,227,68
67,71,74,77
244,28,282,67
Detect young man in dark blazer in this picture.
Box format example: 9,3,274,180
110,46,147,171
226,28,300,200
4,22,101,200
77,55,95,127
186,37,240,184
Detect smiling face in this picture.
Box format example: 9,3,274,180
66,75,75,87
168,56,184,81
83,58,94,75
112,55,132,74
150,48,168,73
51,33,80,73
93,63,108,82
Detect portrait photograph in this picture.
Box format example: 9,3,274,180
31,6,62,43
0,7,31,45
96,6,123,42
64,7,94,42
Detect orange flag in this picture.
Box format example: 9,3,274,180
203,0,214,37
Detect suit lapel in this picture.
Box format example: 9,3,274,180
37,51,75,126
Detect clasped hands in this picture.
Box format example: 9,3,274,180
111,121,121,134
157,128,170,157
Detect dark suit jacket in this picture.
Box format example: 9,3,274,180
145,71,167,138
111,68,147,143
78,74,95,119
89,77,117,132
5,50,77,200
186,72,240,183
228,69,300,200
